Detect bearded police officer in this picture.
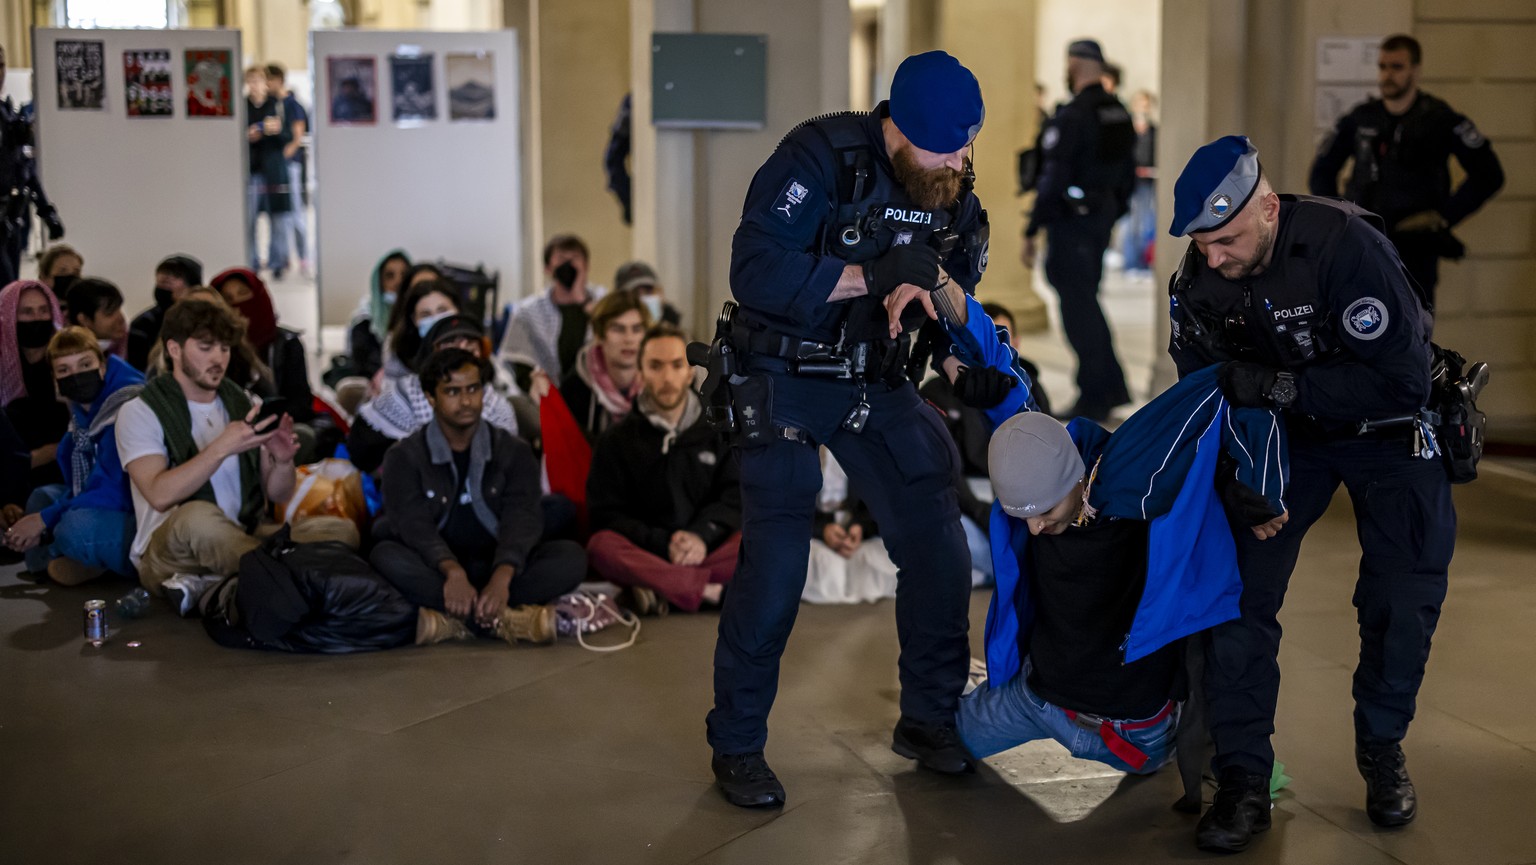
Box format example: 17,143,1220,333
1169,136,1456,853
1309,34,1503,310
707,51,1006,808
1022,39,1136,421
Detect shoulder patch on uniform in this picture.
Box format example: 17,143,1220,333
1342,296,1389,341
1041,127,1060,151
772,179,812,224
1453,119,1486,149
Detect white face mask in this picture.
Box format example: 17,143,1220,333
640,294,664,322
98,339,116,353
416,311,452,337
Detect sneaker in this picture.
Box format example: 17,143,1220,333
1195,766,1271,853
161,573,222,618
711,751,786,808
617,585,670,617
415,608,475,646
1357,743,1416,827
892,717,975,774
493,604,557,646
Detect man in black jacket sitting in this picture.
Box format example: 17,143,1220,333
586,324,741,614
370,349,585,644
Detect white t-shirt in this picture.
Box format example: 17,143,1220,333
116,396,246,566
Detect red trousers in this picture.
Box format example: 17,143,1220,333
587,529,739,612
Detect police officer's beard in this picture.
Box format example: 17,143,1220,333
892,146,963,211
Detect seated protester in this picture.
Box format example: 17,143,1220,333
499,233,605,391
586,325,740,614
559,289,650,442
116,298,359,611
146,287,279,403
38,244,84,295
349,315,517,474
376,264,450,389
64,278,129,360
802,449,897,605
210,268,317,424
0,411,30,536
2,327,143,584
613,260,681,328
959,375,1290,777
1,280,69,494
127,254,202,372
370,349,586,645
347,249,410,381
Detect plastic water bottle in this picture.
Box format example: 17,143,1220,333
114,587,153,619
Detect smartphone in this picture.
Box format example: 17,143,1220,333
252,397,290,430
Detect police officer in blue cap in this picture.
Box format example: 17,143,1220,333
706,50,1007,808
1021,39,1136,421
1168,135,1457,852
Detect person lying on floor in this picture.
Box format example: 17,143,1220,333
958,369,1289,775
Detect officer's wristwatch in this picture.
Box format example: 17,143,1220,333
1268,371,1298,408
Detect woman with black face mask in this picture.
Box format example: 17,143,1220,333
0,280,70,501
2,326,145,584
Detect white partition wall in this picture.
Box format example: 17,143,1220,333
32,28,246,311
312,30,521,327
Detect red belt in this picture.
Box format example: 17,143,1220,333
1063,700,1177,772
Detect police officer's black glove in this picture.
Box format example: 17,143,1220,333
1214,452,1282,527
863,243,941,300
1219,362,1279,408
953,365,1015,409
42,213,64,241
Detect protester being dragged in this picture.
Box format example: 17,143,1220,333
559,290,650,442
3,326,143,584
371,348,586,645
1,280,69,498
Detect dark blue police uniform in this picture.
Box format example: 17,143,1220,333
707,58,988,779
1,98,63,285
1170,136,1458,847
1025,63,1136,417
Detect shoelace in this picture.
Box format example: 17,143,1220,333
1364,751,1409,787
735,755,777,783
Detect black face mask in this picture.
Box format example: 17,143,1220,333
57,369,105,405
16,320,55,349
52,274,79,296
154,287,175,308
552,261,579,290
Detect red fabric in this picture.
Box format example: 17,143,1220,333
210,267,278,350
587,529,739,612
312,395,350,435
0,280,66,405
540,387,593,527
1064,700,1176,773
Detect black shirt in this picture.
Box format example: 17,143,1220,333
5,355,68,490
555,303,589,382
439,448,496,562
1025,516,1178,720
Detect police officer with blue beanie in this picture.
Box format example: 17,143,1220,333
706,50,1004,808
1167,135,1457,852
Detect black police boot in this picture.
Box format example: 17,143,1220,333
1356,743,1417,827
891,717,976,775
1195,766,1271,853
711,751,786,808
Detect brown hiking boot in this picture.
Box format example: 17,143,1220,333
415,608,474,646
494,604,557,646
617,586,670,617
47,557,106,586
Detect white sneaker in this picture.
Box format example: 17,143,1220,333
161,573,222,618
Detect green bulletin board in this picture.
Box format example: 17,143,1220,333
651,33,767,130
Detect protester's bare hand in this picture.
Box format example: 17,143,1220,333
442,570,477,619
3,513,46,552
262,115,282,135
1250,510,1289,540
0,504,23,529
475,580,510,628
529,368,552,402
822,524,853,559
1021,235,1038,269
214,407,280,458
262,413,300,464
247,124,261,142
840,523,864,556
669,530,707,567
884,283,938,339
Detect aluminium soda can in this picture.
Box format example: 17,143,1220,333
84,600,108,647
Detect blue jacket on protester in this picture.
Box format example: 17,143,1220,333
981,365,1289,689
38,355,144,530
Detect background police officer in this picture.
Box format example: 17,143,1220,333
1169,136,1456,853
1,43,65,285
1022,39,1136,421
707,51,1004,809
1309,33,1503,310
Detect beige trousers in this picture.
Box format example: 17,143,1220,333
138,500,360,593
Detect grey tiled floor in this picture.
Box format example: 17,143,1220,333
4,456,1535,864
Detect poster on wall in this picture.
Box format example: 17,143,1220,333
56,40,106,110
124,49,174,117
185,49,234,117
390,52,436,124
327,56,378,125
446,52,495,121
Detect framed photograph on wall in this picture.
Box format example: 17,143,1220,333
56,40,106,110
327,56,378,125
124,49,173,117
390,51,436,124
445,52,495,121
185,48,233,117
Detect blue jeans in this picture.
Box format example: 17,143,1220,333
287,161,307,264
961,514,993,586
957,661,1177,775
23,484,136,577
1119,181,1157,271
247,175,292,274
